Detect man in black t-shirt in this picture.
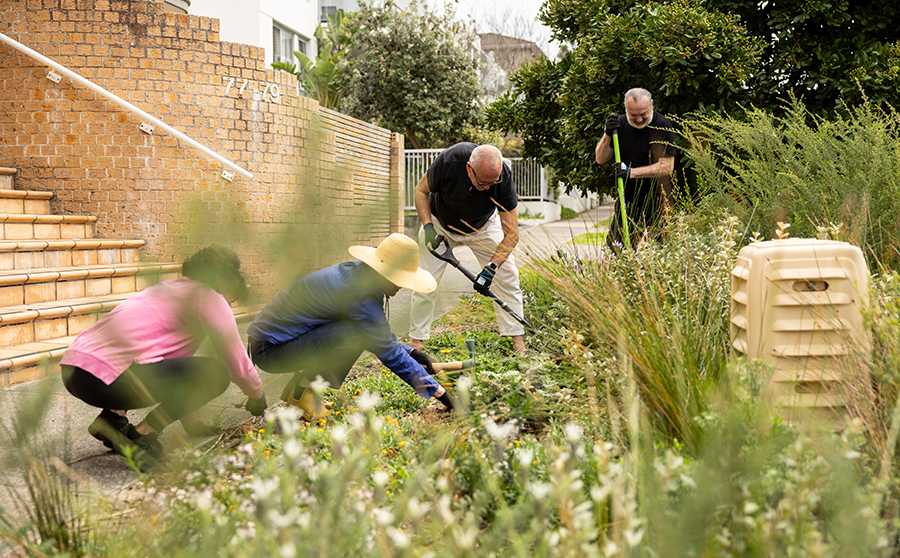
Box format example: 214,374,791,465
409,143,525,354
595,88,676,249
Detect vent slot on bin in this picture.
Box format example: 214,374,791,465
793,280,828,292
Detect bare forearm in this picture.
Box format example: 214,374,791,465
596,135,613,164
629,157,674,180
413,175,432,224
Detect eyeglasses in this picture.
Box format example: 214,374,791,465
469,164,502,188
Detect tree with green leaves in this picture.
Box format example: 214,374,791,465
272,9,356,109
338,0,483,149
488,0,900,197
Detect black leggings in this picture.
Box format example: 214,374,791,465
61,357,231,432
249,321,366,391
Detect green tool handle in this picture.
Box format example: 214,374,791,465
611,130,632,250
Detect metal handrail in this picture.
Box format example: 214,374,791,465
0,31,253,180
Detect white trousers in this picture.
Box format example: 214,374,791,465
409,213,525,340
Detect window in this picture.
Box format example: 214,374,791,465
320,6,337,23
273,22,307,64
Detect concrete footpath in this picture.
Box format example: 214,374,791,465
0,203,613,502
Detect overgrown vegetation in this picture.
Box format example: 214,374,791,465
5,205,900,555
682,98,900,269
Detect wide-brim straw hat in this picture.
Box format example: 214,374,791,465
349,233,437,293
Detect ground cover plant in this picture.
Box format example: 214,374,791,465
4,210,900,556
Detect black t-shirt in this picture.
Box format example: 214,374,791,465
613,111,676,204
426,142,518,234
615,111,676,168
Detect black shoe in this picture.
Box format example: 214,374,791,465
88,410,130,449
89,415,164,467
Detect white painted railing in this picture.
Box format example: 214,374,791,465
0,31,253,180
404,149,549,209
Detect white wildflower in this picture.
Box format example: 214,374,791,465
331,424,348,444
280,542,297,558
275,406,302,436
372,470,389,486
407,497,430,519
347,412,366,430
251,477,279,500
283,439,302,459
528,481,552,500
564,422,584,443
372,507,394,526
386,527,410,548
484,418,517,441
195,488,213,511
517,447,535,468
453,525,478,549
357,390,381,411
310,375,331,393
268,508,300,529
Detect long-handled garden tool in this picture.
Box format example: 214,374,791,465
611,129,632,250
428,238,532,330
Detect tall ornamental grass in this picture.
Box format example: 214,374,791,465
681,98,900,268
523,216,738,453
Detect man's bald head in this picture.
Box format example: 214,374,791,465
469,145,503,177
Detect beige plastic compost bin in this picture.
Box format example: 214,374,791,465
731,238,870,428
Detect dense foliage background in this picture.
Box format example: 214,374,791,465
488,0,900,197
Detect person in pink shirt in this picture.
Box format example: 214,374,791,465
60,246,267,464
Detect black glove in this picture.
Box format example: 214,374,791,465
423,223,444,250
436,390,457,412
409,348,437,375
245,394,267,417
615,162,631,180
474,263,497,296
605,113,621,137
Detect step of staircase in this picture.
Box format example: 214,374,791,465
0,239,145,271
0,262,183,305
0,189,53,215
0,214,96,241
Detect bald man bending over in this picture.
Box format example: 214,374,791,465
409,143,525,354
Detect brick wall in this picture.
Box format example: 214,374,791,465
0,0,404,297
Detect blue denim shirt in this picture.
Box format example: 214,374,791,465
248,261,439,398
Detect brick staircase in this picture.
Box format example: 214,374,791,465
0,168,260,388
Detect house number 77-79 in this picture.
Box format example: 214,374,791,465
222,77,280,103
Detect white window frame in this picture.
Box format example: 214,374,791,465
273,21,308,64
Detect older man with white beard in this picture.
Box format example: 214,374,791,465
594,88,676,250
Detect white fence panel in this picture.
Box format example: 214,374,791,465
404,150,549,209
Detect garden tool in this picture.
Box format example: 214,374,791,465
428,239,531,330
416,339,476,372
611,130,632,250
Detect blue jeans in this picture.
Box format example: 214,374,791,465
249,321,366,393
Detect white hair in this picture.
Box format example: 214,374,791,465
469,144,502,174
624,87,653,106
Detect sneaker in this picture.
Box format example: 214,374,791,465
89,416,164,467
88,410,130,450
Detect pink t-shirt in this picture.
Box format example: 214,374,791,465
60,276,263,399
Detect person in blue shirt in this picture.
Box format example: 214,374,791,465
247,233,455,418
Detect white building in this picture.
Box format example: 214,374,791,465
189,0,319,67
